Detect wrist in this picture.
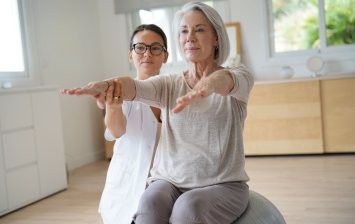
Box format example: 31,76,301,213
106,104,123,112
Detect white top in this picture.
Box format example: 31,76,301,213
99,101,161,224
134,66,254,188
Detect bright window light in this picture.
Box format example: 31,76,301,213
269,0,355,54
0,0,25,72
138,9,174,63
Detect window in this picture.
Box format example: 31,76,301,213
129,1,215,67
268,0,355,55
133,7,179,64
0,0,27,78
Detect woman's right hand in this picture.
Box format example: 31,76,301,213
61,76,136,109
61,80,111,109
105,79,123,109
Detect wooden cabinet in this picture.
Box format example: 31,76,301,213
321,78,355,153
102,119,114,159
244,80,323,155
0,87,67,216
104,138,114,159
243,75,355,155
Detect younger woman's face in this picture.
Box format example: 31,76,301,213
129,30,168,79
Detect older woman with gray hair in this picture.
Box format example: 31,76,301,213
62,2,254,224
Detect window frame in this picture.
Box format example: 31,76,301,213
128,6,186,70
265,0,355,64
0,0,27,78
0,0,39,86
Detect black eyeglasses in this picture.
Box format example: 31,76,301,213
131,43,166,56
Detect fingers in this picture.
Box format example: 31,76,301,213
105,79,122,108
60,88,82,95
60,80,120,110
172,97,191,113
172,90,204,113
113,79,120,97
61,81,110,96
105,83,114,104
113,79,123,104
97,94,106,109
172,104,185,113
104,81,111,92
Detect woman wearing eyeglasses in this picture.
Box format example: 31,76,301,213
98,24,168,224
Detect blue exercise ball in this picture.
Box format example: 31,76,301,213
232,190,286,224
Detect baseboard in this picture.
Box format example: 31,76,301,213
66,149,105,171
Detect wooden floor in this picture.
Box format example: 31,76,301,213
1,154,354,224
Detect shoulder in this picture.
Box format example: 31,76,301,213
150,73,184,84
229,65,254,79
228,65,254,87
160,73,182,80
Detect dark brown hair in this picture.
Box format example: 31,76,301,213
129,24,168,51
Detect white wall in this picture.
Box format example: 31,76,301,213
29,0,134,171
33,0,106,170
97,0,131,78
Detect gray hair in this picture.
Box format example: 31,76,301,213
173,1,230,65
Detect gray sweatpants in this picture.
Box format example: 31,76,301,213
133,180,249,224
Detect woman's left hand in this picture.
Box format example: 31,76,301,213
172,77,214,113
105,80,123,108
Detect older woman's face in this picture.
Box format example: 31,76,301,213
179,10,218,63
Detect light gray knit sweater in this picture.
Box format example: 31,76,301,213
134,66,254,188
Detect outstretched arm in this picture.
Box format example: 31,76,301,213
61,76,136,109
172,69,234,113
61,80,110,109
